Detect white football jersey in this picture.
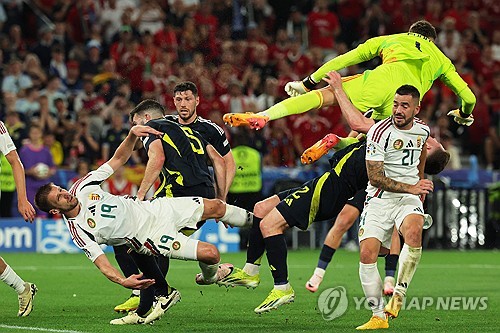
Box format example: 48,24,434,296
64,163,183,262
0,121,16,155
365,117,430,198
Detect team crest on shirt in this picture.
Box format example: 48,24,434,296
393,139,404,150
367,143,376,156
172,241,181,250
89,193,101,201
358,228,364,237
417,136,422,148
87,218,96,228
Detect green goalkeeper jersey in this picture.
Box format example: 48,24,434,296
311,32,476,115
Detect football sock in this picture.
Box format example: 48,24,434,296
243,263,260,276
264,234,288,285
312,267,326,279
137,288,154,317
359,262,385,319
113,244,140,277
394,244,422,297
0,264,25,294
156,255,170,278
199,262,219,284
260,90,323,120
274,282,292,291
318,244,336,270
220,205,253,227
245,216,265,268
132,290,140,297
385,254,399,278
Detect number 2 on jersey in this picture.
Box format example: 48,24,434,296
402,149,415,166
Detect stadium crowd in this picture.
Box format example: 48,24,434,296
0,0,499,217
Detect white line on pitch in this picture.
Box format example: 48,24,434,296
0,325,86,333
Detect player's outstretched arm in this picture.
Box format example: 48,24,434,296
324,71,375,133
137,139,164,200
94,254,155,289
366,160,434,195
108,125,162,171
5,149,36,222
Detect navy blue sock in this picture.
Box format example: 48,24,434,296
385,254,399,277
264,234,288,285
246,217,265,264
317,245,336,270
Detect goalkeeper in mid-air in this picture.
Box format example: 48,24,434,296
224,20,476,157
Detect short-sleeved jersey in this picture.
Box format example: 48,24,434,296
164,115,230,156
141,118,213,197
0,121,16,156
64,163,172,262
365,117,430,198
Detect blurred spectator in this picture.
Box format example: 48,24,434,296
440,130,462,170
292,109,331,156
219,80,252,114
100,0,136,43
52,21,73,60
437,17,461,61
2,58,33,97
15,87,40,118
70,114,100,165
65,0,99,43
285,6,307,44
67,159,90,189
19,125,56,217
132,0,166,34
31,95,57,133
43,131,64,166
8,24,27,59
360,0,389,39
492,30,500,62
142,62,169,101
286,37,313,78
154,22,178,56
80,40,103,80
264,118,295,167
118,38,145,102
30,26,56,68
306,0,340,53
64,60,83,109
73,79,105,114
39,75,67,114
102,166,138,195
141,30,161,76
195,78,225,119
23,53,48,89
424,2,444,29
49,45,67,81
255,77,279,112
101,111,129,162
4,111,27,149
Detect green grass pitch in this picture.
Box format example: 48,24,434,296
0,249,498,332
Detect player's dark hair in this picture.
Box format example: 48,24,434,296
396,85,420,100
409,20,437,40
173,81,198,96
129,99,165,122
425,149,450,175
35,182,55,213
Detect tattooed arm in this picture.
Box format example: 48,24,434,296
366,160,434,195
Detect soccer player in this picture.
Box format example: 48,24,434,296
0,120,37,317
222,20,475,131
34,125,252,323
165,81,236,198
113,98,228,317
217,112,448,314
356,84,432,330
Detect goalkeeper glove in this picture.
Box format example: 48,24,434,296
447,109,474,126
284,75,317,97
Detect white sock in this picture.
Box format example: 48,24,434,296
243,263,260,276
359,262,385,319
274,282,291,291
394,244,422,297
313,267,326,278
199,262,219,284
220,204,253,227
0,265,25,294
132,290,140,296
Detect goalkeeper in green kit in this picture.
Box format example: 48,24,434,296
224,20,475,156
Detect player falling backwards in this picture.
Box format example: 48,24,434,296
223,20,476,139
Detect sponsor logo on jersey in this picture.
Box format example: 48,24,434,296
417,136,422,148
87,218,96,228
393,139,404,150
366,143,376,155
88,193,101,201
172,241,181,251
358,228,364,237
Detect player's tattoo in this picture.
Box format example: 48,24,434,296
366,160,412,193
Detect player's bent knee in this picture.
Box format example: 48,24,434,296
197,242,220,264
254,197,277,218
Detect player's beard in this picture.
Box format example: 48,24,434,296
179,108,196,122
393,114,413,129
61,197,79,213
